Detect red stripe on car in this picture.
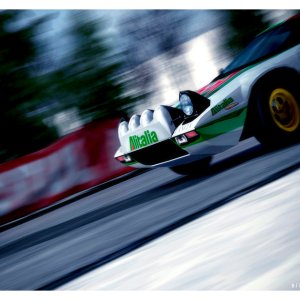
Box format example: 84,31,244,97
197,70,241,96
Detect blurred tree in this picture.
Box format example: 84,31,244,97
55,11,136,123
121,11,185,63
120,10,187,89
224,10,271,55
0,10,58,162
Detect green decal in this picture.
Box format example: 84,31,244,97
151,131,159,143
129,130,159,150
140,135,147,147
181,107,247,148
211,97,234,116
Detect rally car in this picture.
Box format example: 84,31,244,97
115,14,300,174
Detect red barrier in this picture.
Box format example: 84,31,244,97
0,119,133,224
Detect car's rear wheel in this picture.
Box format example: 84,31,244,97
253,78,300,147
170,157,211,175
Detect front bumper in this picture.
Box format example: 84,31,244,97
118,125,244,168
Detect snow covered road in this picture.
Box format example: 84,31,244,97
60,169,300,290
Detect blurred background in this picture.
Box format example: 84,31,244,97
0,9,297,163
2,9,300,290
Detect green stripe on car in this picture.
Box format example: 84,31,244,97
181,107,247,148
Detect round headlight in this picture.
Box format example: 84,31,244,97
180,94,194,116
128,114,140,130
119,121,128,135
140,109,153,126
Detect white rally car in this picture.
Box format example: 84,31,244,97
115,14,300,174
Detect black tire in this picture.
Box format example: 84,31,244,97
170,157,211,176
253,77,300,148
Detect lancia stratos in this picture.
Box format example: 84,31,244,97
115,14,300,175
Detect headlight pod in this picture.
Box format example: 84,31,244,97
180,94,194,116
119,120,128,135
179,91,211,117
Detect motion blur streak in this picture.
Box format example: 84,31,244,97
0,9,295,224
59,169,300,290
0,10,299,290
0,139,300,290
0,119,132,224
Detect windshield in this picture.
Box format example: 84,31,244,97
222,22,297,75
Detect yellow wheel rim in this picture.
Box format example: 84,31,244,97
269,88,300,132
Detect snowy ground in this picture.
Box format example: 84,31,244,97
59,168,300,290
